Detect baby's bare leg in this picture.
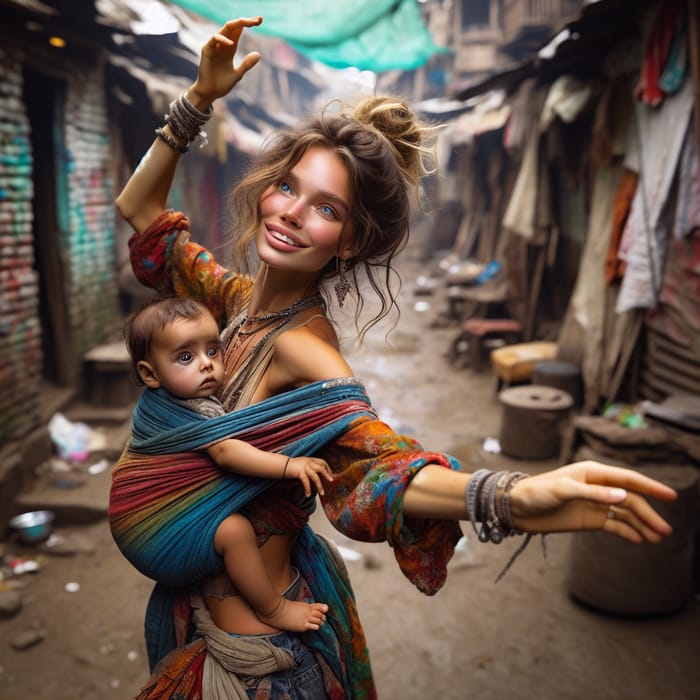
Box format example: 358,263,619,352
214,515,327,632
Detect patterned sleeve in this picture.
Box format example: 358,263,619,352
318,415,464,596
128,210,254,325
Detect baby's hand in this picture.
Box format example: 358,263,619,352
284,457,334,497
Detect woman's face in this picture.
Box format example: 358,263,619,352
256,146,353,273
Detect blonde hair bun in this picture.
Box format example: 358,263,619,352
350,95,436,188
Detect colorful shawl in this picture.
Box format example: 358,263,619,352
110,378,378,587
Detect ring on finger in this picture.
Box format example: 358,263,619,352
607,507,617,520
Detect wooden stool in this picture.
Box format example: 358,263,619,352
490,341,559,388
451,318,522,370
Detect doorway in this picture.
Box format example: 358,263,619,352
23,67,74,390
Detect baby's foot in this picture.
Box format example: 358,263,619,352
258,598,328,632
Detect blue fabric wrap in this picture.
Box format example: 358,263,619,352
128,379,376,673
131,378,374,454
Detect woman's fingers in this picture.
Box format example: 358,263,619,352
566,480,674,540
598,497,667,543
573,461,678,502
220,16,263,38
511,462,677,542
209,32,233,47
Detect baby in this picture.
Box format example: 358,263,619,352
124,296,330,631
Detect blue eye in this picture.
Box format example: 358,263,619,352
317,203,341,221
279,181,292,194
207,347,219,358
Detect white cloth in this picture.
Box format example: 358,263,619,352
616,77,694,313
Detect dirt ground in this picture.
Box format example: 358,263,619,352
1,247,699,700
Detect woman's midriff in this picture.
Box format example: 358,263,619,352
205,532,297,634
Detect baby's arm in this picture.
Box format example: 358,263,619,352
206,440,334,496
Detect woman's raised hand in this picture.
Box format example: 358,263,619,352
190,17,263,108
509,461,678,543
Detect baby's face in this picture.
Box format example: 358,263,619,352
148,314,224,399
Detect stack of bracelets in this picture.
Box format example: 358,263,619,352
465,469,543,582
155,92,213,154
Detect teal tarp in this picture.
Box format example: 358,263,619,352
168,0,446,71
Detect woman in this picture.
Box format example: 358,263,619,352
112,16,676,699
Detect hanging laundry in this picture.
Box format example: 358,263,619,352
635,0,685,107
617,77,694,313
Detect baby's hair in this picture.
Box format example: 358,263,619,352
227,94,438,340
123,296,213,383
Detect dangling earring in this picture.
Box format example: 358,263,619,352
334,259,351,307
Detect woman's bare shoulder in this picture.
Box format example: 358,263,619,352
272,319,354,385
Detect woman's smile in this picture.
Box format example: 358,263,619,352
265,223,305,249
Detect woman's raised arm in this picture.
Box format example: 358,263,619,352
115,17,263,233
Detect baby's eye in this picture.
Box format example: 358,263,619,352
279,181,292,194
178,352,193,363
207,347,219,358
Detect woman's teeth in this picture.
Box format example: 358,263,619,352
274,231,298,246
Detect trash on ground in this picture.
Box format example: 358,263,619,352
414,300,432,312
40,533,95,557
10,559,41,575
64,581,81,593
482,437,501,453
48,412,92,462
87,458,110,475
8,510,55,545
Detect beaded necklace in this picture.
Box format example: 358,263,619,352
233,292,325,343
221,292,326,409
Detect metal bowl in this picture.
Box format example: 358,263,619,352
8,510,55,544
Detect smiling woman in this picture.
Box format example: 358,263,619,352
110,16,677,700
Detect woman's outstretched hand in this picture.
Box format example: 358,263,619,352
509,461,677,543
190,17,263,108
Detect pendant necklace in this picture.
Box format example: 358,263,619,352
229,292,325,350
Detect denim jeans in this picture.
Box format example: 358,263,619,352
236,631,327,699
232,570,328,699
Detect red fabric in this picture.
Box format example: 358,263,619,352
635,0,685,106
136,639,206,700
605,169,638,285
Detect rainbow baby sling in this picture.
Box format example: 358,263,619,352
110,377,376,585
109,377,379,695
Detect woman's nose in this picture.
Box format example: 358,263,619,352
281,202,303,227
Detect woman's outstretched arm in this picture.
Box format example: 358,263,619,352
115,17,262,233
403,461,677,544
